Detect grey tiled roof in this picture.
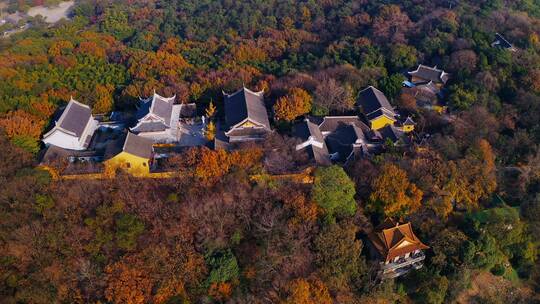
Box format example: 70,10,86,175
123,132,154,159
224,87,270,130
408,65,449,84
493,33,514,49
226,127,269,138
318,116,370,133
131,121,169,133
293,119,324,143
152,96,173,126
325,123,365,146
326,136,354,163
357,86,396,118
40,145,100,164
301,144,331,166
105,132,153,160
57,99,93,137
138,93,175,126
379,125,404,143
365,108,396,121
403,117,415,125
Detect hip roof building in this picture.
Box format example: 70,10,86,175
369,219,429,279
357,86,397,130
223,87,271,142
131,92,181,143
104,132,154,176
293,118,331,166
42,98,98,151
408,64,450,86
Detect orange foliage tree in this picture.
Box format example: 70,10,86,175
0,110,45,140
273,87,312,121
185,147,263,185
193,148,231,185
104,257,153,304
208,282,233,302
75,41,107,59
153,279,187,304
369,163,423,217
48,40,74,57
281,189,319,225
91,84,115,114
283,277,332,304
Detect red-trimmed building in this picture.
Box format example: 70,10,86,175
368,219,429,279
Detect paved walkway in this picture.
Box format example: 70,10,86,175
27,1,74,23
178,122,207,146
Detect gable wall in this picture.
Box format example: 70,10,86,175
43,130,84,150
104,152,150,176
370,116,396,130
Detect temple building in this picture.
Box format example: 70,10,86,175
131,92,181,143
42,98,98,150
292,116,407,165
357,86,397,130
293,118,331,166
405,65,451,113
395,117,415,133
408,64,450,87
103,132,154,176
222,87,271,142
319,116,371,163
492,33,516,52
369,219,429,279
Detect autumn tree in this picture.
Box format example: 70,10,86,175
273,87,312,121
205,121,216,141
313,78,354,115
0,110,46,153
368,163,423,218
311,166,357,218
205,100,216,118
91,84,115,114
397,91,417,111
449,50,477,73
372,5,413,44
313,221,367,293
105,256,153,304
284,277,332,304
444,140,497,210
190,147,230,185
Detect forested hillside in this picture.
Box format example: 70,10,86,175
1,0,540,303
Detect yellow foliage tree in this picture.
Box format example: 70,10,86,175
193,148,231,185
92,84,115,114
48,40,74,57
444,139,497,210
369,163,423,217
283,277,332,304
205,121,216,141
205,100,216,118
273,87,312,121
